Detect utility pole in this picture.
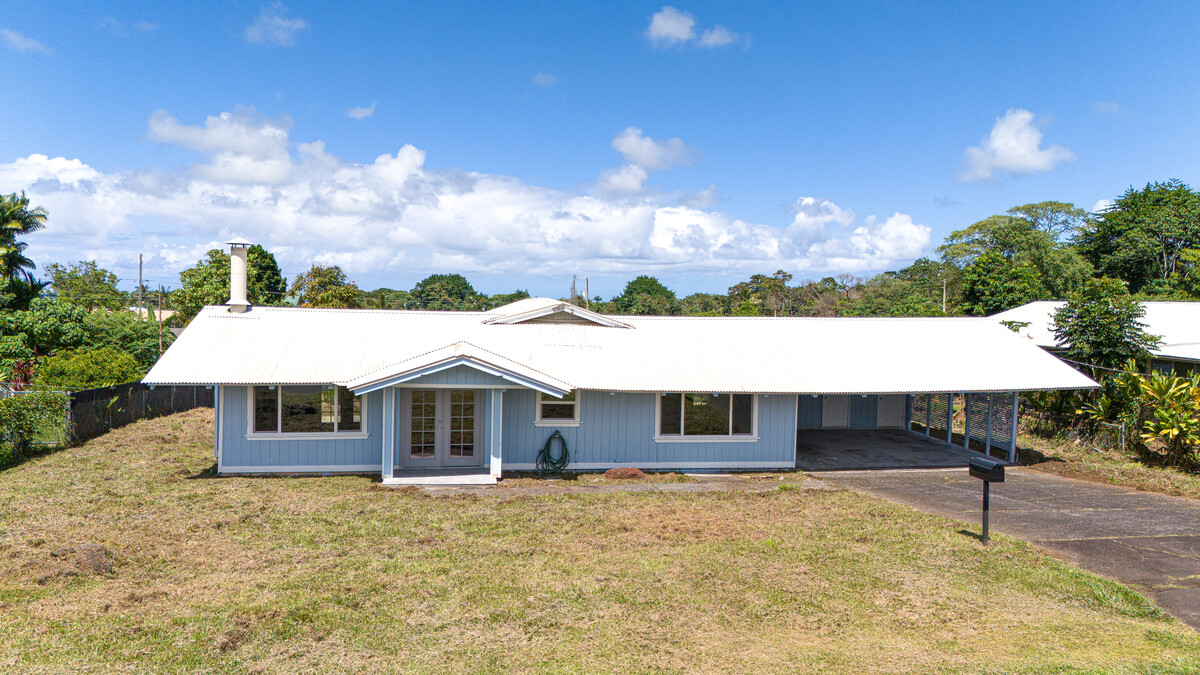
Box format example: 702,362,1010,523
156,290,164,356
570,275,577,303
138,254,144,317
941,278,947,313
585,278,590,310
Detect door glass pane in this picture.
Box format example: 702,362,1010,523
449,390,475,457
684,393,730,436
253,386,277,433
281,385,333,433
731,394,753,435
660,393,682,435
410,389,436,458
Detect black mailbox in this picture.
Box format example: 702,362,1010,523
969,457,1005,483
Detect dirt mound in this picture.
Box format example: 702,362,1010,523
605,467,646,480
75,543,114,575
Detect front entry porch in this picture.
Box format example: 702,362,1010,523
379,385,507,486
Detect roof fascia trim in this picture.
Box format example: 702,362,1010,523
348,356,572,397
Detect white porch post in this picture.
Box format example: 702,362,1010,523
945,393,954,443
382,388,394,479
1008,392,1020,463
489,389,504,478
985,393,994,457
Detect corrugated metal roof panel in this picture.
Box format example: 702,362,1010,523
143,301,1098,393
991,300,1200,363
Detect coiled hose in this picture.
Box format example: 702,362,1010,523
535,430,570,474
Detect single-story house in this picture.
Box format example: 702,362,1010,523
991,300,1200,374
143,241,1096,484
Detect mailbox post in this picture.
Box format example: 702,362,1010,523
968,457,1005,545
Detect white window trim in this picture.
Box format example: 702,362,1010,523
652,392,759,443
534,389,582,427
245,385,369,440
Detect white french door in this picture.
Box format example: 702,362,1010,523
398,389,482,469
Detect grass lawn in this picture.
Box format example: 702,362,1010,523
1017,429,1200,501
1,410,1198,674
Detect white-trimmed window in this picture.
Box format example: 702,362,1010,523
535,390,581,426
250,385,365,437
655,393,756,441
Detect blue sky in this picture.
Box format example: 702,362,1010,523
2,1,1197,298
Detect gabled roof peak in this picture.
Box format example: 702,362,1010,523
484,297,632,329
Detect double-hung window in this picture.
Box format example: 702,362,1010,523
251,385,363,436
535,390,581,426
657,393,755,440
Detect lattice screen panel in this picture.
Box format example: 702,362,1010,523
928,394,950,434
967,393,991,443
989,394,1015,447
910,394,928,428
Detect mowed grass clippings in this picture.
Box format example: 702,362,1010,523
0,410,1196,674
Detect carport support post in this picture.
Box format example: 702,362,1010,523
905,394,912,431
1008,392,1020,464
945,393,953,443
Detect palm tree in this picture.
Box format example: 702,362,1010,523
0,192,48,284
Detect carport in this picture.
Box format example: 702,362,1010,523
794,392,1022,471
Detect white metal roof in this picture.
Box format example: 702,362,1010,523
143,299,1097,394
991,300,1200,363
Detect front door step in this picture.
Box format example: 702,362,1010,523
383,472,497,486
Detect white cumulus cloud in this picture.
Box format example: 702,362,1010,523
345,102,376,120
959,108,1076,183
0,108,932,290
646,7,745,49
245,3,309,47
611,127,695,171
2,28,52,54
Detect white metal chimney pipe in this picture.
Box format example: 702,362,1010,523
225,236,253,313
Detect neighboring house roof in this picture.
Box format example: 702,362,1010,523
991,301,1200,364
129,307,177,322
144,299,1096,394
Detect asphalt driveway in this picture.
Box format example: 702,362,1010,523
819,468,1200,630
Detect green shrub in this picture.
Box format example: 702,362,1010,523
34,348,144,391
0,391,69,468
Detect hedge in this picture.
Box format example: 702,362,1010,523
0,391,70,469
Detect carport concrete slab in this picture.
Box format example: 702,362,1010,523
795,429,988,470
819,467,1200,630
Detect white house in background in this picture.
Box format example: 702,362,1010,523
142,240,1096,485
991,301,1200,373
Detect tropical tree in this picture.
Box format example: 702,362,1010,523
1075,179,1200,296
0,192,48,285
1052,278,1161,372
410,274,486,310
611,275,680,315
290,265,364,309
728,271,798,316
171,245,288,322
34,347,144,390
940,205,1092,314
46,261,126,311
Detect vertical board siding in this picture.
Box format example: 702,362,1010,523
848,396,879,429
797,396,823,429
219,386,383,470
399,365,516,388
501,390,795,469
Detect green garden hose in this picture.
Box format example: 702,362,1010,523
535,430,570,474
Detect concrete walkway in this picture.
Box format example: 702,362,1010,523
819,468,1200,630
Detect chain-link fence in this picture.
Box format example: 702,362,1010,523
69,383,214,444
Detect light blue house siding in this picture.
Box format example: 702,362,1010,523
217,386,385,472
500,391,797,470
